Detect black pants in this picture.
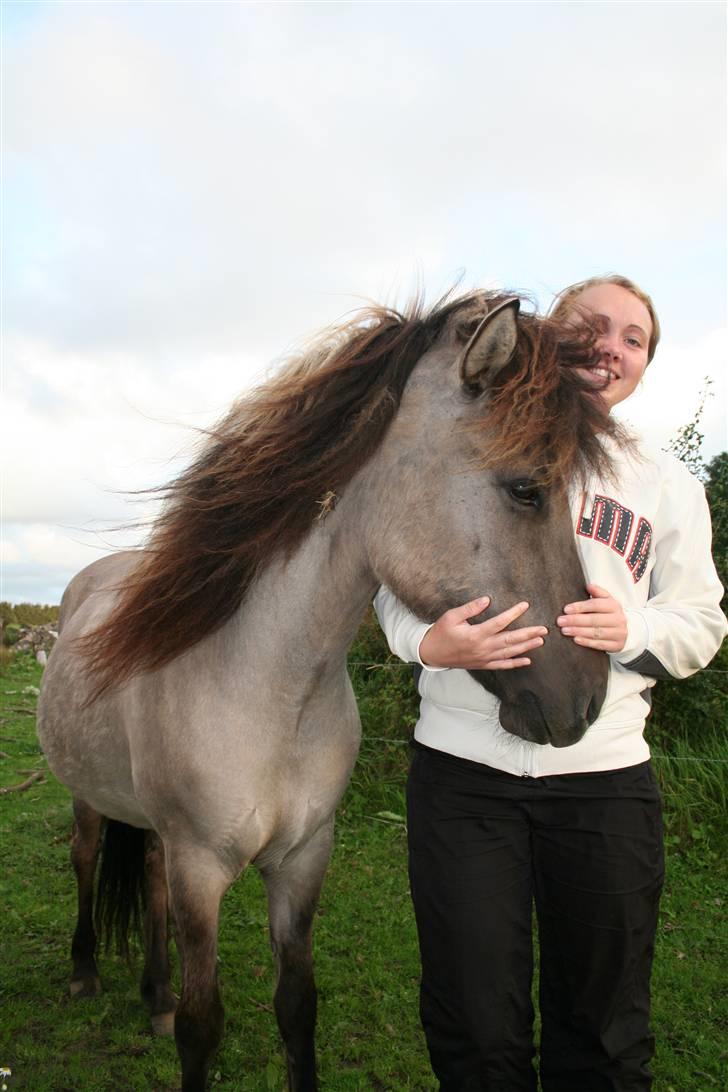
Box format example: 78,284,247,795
407,742,664,1092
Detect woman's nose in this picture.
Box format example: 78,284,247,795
598,338,622,361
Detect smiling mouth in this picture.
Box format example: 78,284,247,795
586,366,618,383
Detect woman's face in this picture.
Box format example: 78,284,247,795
567,283,652,410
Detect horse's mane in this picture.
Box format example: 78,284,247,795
80,290,618,697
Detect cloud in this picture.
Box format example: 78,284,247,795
3,331,268,524
6,2,725,358
3,1,725,603
1,523,121,606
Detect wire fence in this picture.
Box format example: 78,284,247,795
357,738,728,763
348,660,728,766
347,662,728,674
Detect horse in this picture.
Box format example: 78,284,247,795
36,291,617,1091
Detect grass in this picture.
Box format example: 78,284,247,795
1,649,726,1091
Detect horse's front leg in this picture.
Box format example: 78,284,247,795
140,830,177,1036
69,797,103,998
166,845,230,1092
261,818,335,1092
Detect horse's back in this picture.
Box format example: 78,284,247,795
58,551,142,631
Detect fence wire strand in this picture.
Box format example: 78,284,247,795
358,738,728,762
350,661,727,766
348,662,727,675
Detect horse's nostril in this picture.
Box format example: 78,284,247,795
586,694,602,726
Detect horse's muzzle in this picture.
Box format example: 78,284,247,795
498,688,598,748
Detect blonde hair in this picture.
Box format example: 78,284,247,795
549,274,661,363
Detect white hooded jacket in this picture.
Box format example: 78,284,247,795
374,441,727,777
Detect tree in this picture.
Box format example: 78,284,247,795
666,377,713,478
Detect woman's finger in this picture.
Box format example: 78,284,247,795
560,598,619,618
478,601,531,633
496,634,544,655
572,635,622,652
560,616,619,631
482,624,548,643
446,595,491,624
484,656,533,670
473,632,546,669
585,583,611,599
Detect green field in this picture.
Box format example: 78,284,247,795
0,648,725,1091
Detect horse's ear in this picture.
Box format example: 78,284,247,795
459,297,520,392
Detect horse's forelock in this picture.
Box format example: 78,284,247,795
468,310,621,486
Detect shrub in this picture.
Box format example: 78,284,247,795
2,623,21,647
0,602,18,625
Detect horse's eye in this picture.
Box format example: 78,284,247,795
507,480,543,509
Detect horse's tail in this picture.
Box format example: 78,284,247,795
94,819,147,960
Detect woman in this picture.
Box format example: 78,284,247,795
374,275,727,1092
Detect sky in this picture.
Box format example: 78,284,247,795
2,0,726,605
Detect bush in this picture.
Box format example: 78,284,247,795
649,641,728,752
12,602,60,626
344,607,418,818
704,451,727,606
348,607,419,741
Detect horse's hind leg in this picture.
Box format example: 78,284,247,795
69,797,103,998
140,830,177,1036
166,845,230,1092
261,819,334,1092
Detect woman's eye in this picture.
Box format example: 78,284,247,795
507,481,543,509
625,336,643,348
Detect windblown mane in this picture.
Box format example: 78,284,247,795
80,291,618,697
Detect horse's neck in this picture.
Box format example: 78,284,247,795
227,514,376,683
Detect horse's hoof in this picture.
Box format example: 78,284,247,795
70,976,102,998
151,1010,175,1037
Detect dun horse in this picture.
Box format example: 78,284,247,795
37,293,616,1091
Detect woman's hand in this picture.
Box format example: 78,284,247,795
419,597,548,670
556,583,627,652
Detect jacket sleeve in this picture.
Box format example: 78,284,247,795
373,586,445,669
613,461,727,680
